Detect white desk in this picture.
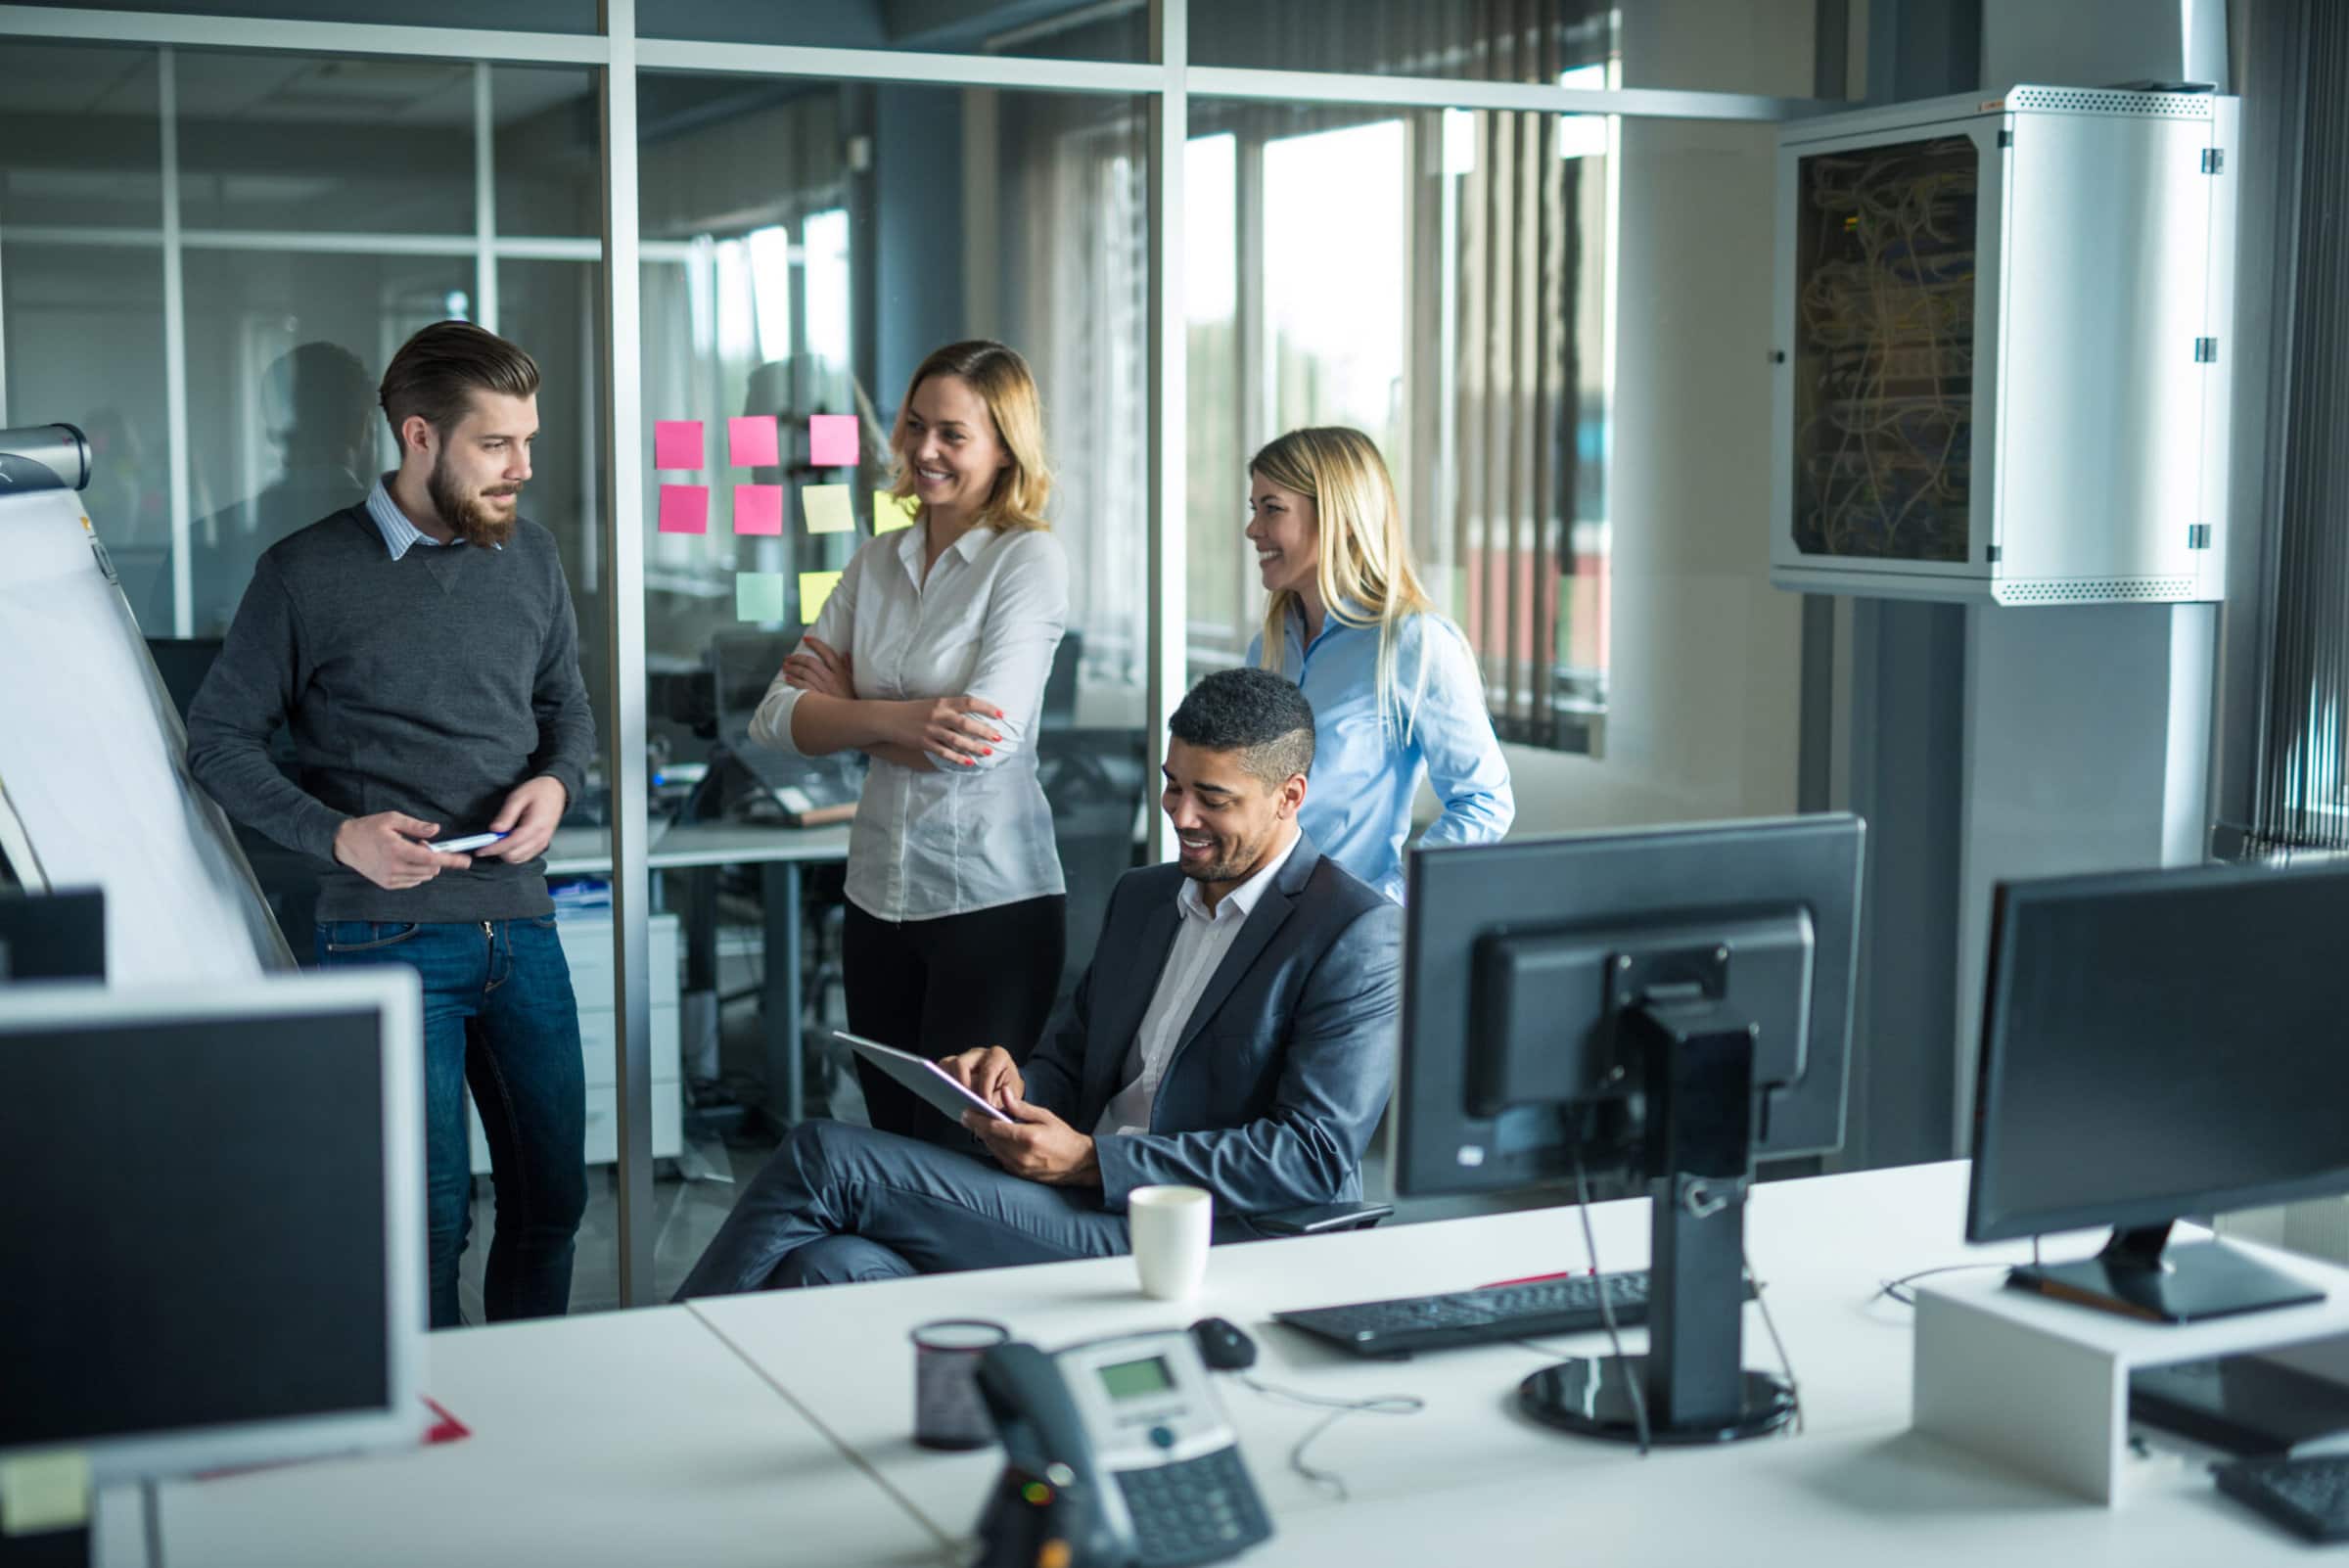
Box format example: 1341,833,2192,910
547,821,852,1125
545,820,853,878
688,1162,2326,1559
109,1307,947,1568
115,1166,2335,1564
684,1164,2022,1541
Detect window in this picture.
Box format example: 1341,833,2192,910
0,39,618,1317
1186,99,1614,751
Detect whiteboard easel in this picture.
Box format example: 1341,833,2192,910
0,484,292,980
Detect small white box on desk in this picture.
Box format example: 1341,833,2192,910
1911,1236,2349,1504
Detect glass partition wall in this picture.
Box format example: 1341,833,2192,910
0,1,1827,1309
629,73,1152,1298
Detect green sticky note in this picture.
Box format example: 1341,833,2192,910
735,571,785,623
799,570,844,622
803,484,854,535
874,490,919,534
2,1451,91,1537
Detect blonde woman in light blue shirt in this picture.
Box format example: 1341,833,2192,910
1242,427,1513,901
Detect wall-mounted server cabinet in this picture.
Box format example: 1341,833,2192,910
1771,85,2236,604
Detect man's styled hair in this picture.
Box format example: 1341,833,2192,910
378,321,540,446
1170,668,1316,787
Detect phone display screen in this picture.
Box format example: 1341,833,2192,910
1097,1356,1174,1402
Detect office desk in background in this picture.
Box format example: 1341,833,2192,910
123,1163,2347,1564
546,821,851,1128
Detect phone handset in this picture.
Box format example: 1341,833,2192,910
973,1341,1128,1568
971,1334,1274,1568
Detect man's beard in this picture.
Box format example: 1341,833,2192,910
1177,833,1256,885
429,452,521,547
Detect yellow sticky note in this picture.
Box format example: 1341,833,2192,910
803,484,854,535
2,1450,91,1537
799,570,843,623
874,490,919,534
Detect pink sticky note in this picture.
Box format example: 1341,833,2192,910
733,484,783,535
729,415,780,469
809,413,859,468
657,484,709,535
654,420,703,470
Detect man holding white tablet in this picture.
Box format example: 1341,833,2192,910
676,669,1400,1296
187,322,593,1330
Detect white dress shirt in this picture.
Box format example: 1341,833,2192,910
751,519,1070,922
1095,831,1303,1137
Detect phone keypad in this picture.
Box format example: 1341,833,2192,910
1116,1447,1273,1567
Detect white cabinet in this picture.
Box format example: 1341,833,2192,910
468,912,683,1175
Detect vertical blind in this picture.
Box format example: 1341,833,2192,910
1447,91,1587,748
2250,0,2349,851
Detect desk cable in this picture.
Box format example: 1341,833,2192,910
1228,1375,1423,1503
1872,1237,2040,1308
1742,1251,1804,1436
1571,1148,1653,1455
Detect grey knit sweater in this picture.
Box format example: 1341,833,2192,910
186,506,595,923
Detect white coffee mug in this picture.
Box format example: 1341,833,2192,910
1128,1184,1214,1301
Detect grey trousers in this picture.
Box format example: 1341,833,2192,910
675,1118,1135,1297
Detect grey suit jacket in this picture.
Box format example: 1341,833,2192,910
1021,834,1401,1222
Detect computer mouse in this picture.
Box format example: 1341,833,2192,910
1188,1315,1258,1372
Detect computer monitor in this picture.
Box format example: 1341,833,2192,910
701,631,861,823
710,627,800,733
1968,859,2349,1323
0,971,425,1487
1395,814,1865,1445
0,888,105,983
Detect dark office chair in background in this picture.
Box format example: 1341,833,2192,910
1038,722,1146,1001
146,636,320,960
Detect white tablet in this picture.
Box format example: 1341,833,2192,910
834,1030,1014,1125
429,831,508,854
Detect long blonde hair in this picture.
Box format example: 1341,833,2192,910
887,340,1052,532
1251,426,1441,744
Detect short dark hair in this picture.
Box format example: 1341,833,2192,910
379,320,540,446
1170,668,1315,788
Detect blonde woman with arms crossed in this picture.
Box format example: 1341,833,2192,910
1245,426,1512,901
752,341,1070,1147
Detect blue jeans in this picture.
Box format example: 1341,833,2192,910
316,916,586,1328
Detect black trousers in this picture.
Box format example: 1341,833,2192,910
842,894,1067,1144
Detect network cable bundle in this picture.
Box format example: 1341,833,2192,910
1769,85,2236,606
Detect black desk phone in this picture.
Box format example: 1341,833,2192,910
972,1329,1274,1568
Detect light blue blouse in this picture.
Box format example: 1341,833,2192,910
1247,604,1514,902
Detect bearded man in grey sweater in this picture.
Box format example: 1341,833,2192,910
188,321,595,1329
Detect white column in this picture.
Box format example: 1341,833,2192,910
1145,0,1187,861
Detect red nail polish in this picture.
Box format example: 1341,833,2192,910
984,748,994,757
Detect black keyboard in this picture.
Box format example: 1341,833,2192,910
1274,1269,1722,1358
2216,1454,2349,1543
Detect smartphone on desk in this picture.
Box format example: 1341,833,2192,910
974,1329,1273,1568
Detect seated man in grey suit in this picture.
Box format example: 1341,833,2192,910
676,667,1400,1295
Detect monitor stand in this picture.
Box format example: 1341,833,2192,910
2007,1222,2326,1324
1518,1001,1796,1446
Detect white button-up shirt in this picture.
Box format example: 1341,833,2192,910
751,519,1070,922
1095,831,1303,1137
